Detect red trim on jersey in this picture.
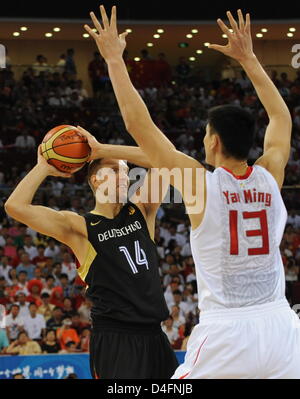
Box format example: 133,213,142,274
178,336,208,379
222,166,253,180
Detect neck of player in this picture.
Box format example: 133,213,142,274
93,202,124,219
215,155,249,176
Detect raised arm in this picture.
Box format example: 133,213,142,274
209,10,292,188
84,6,202,174
4,147,88,265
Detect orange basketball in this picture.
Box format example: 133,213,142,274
41,125,91,173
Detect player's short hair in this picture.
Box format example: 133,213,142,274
208,105,255,160
87,159,103,193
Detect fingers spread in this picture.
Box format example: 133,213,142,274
84,24,98,40
237,9,245,30
216,18,232,36
100,5,110,30
226,11,239,34
110,5,117,32
90,12,103,33
245,13,251,33
208,44,227,53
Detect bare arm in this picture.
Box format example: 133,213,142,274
209,10,292,188
77,126,152,168
4,148,86,254
84,6,202,174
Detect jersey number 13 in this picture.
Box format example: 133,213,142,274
229,210,270,255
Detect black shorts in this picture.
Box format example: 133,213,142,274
89,322,179,379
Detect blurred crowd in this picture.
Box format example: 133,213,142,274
0,50,300,355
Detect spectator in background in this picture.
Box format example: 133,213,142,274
4,237,17,260
26,279,43,307
15,291,30,318
23,302,46,341
5,304,24,342
161,316,179,347
78,298,92,324
6,268,18,287
59,340,78,354
41,275,55,296
170,304,186,330
155,53,172,87
0,256,12,282
57,316,80,350
32,55,48,76
65,48,77,77
41,329,61,353
59,273,73,298
0,327,9,353
16,254,35,280
88,52,108,96
77,327,91,352
38,292,55,322
0,276,10,306
15,131,36,151
175,57,191,84
61,297,75,318
70,312,89,335
50,286,64,308
9,271,29,298
46,306,63,330
287,210,300,230
61,252,77,283
23,234,38,260
6,330,41,355
44,239,60,261
56,54,66,73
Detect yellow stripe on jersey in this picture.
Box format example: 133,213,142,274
77,241,97,281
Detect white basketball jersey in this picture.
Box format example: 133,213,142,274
191,165,287,311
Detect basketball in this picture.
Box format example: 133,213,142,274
41,125,91,174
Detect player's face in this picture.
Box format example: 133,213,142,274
95,159,129,203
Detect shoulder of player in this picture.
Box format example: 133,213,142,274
254,150,285,189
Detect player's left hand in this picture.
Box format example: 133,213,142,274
37,145,72,178
84,5,128,62
208,10,255,63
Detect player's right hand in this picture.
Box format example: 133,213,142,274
84,5,128,62
37,145,72,178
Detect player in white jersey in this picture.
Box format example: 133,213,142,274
85,7,300,378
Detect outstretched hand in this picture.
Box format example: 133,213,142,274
84,5,128,62
208,10,255,63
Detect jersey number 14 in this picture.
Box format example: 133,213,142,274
119,240,149,274
229,209,270,255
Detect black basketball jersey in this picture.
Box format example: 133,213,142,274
77,202,169,326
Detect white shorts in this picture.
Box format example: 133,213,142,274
172,299,300,379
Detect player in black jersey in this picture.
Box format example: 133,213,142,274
5,135,179,378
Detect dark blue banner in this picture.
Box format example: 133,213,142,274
0,351,186,379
